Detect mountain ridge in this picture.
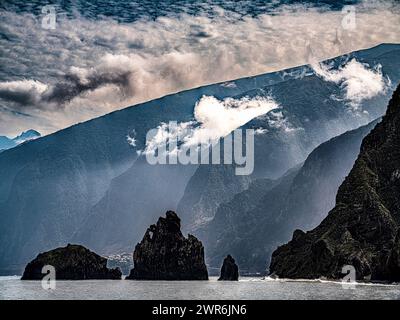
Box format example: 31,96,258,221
0,43,399,274
0,129,40,151
269,84,400,281
199,119,379,273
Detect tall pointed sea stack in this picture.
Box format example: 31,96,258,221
269,84,400,282
218,255,239,281
126,211,208,280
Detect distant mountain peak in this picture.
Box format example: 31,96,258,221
13,129,41,143
0,129,41,151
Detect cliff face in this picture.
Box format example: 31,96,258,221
21,244,121,280
269,84,400,281
126,211,208,280
199,119,377,273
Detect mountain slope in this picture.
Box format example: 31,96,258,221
0,51,294,274
80,65,391,253
269,84,400,281
0,75,293,275
76,45,400,254
0,44,399,274
178,72,389,233
200,119,379,273
177,43,400,232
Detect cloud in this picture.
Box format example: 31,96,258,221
311,58,389,109
142,95,279,154
0,0,399,135
0,80,48,108
254,128,268,135
126,130,137,147
0,55,136,110
264,110,300,133
190,95,279,145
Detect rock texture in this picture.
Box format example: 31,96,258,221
21,244,121,280
269,84,400,282
218,255,239,281
126,211,208,280
200,118,377,273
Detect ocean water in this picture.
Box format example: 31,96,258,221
1,276,399,300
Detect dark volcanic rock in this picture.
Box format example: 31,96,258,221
126,211,208,280
269,84,400,282
21,244,121,280
199,118,378,274
218,255,239,281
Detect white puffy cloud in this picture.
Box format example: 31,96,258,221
254,128,268,135
142,95,279,155
312,59,389,109
126,130,137,147
264,110,300,133
189,95,279,145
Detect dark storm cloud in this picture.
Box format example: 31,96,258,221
0,68,134,110
43,70,133,105
0,87,40,106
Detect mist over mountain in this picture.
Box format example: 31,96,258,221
0,54,290,274
178,44,400,234
0,130,40,152
0,44,399,275
76,45,399,257
270,84,400,281
199,119,379,273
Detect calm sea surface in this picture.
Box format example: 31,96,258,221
0,276,399,300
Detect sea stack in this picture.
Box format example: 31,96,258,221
269,84,400,282
218,255,239,281
126,211,208,280
21,244,122,280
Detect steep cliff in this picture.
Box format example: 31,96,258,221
270,84,400,281
199,119,378,273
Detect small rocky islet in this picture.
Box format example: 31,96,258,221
218,255,239,281
21,211,240,281
21,211,211,281
21,244,122,280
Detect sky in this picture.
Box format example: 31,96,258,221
0,0,399,137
